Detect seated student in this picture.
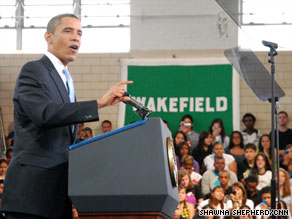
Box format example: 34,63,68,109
5,147,13,164
203,142,237,174
173,130,188,156
194,204,220,219
202,156,237,197
239,205,252,219
209,119,230,148
0,159,8,180
0,179,4,194
178,169,204,206
251,153,271,191
225,131,245,166
176,142,200,173
173,186,195,219
277,168,292,213
101,120,112,133
192,131,213,173
258,134,274,168
277,200,289,219
182,155,202,185
238,143,257,183
245,174,261,207
179,114,200,152
227,182,254,210
282,144,292,177
82,127,93,139
198,186,226,211
241,113,261,146
218,170,233,196
254,186,271,219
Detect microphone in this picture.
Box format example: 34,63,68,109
123,92,151,119
262,40,278,49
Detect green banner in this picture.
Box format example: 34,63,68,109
124,64,233,136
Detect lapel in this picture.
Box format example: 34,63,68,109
40,55,70,104
40,55,75,140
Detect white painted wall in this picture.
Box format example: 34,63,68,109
131,0,238,51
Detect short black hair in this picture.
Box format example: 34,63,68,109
279,111,288,117
102,120,112,126
47,13,80,33
83,127,92,135
245,174,258,183
6,146,13,157
244,143,257,151
180,114,193,123
260,186,271,196
242,113,256,122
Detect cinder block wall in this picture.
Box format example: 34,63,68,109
0,50,291,137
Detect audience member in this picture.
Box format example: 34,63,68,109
277,111,292,157
5,147,13,164
82,127,93,139
277,168,292,212
178,169,204,206
239,205,252,219
77,123,85,139
227,182,254,210
245,174,261,207
173,186,195,219
198,186,226,211
251,153,271,191
179,114,199,152
6,131,14,147
254,186,271,219
201,156,237,196
241,113,260,146
173,130,188,156
176,142,200,173
237,144,257,182
209,118,230,148
194,204,219,219
225,131,245,165
218,170,232,196
258,134,274,167
282,144,292,177
182,155,202,185
277,200,289,219
163,119,169,128
0,159,8,180
101,120,112,133
192,131,213,172
0,179,4,194
203,142,237,174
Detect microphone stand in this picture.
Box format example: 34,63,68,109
262,40,280,214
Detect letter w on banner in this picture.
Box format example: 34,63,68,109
118,58,240,136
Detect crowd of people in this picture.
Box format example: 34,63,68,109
1,111,292,218
172,112,292,219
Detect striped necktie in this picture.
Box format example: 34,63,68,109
63,68,75,103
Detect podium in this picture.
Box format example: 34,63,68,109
68,118,179,219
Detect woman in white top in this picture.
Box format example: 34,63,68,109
277,168,292,213
209,118,230,148
227,182,254,210
203,142,237,174
199,186,226,211
251,152,272,191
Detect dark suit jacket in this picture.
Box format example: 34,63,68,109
1,55,99,218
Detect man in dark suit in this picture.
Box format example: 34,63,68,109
1,13,132,219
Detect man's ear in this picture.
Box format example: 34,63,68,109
45,32,52,44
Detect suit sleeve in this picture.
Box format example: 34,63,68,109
15,61,99,128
